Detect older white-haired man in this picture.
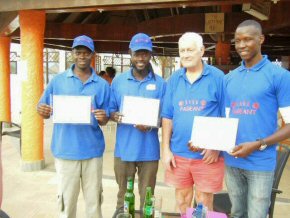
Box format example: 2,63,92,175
161,32,225,217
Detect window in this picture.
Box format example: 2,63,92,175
10,52,18,74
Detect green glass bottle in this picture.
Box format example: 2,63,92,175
124,177,135,218
143,186,153,218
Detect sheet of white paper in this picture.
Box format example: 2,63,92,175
191,116,239,152
52,95,91,124
121,96,160,127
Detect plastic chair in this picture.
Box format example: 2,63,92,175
213,144,290,218
0,209,10,218
0,121,21,154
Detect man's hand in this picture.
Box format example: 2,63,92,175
37,104,52,119
187,141,203,152
92,109,108,126
134,124,152,132
110,112,123,123
162,148,176,171
201,149,220,164
230,141,261,158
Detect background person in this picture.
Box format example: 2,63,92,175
102,66,116,84
98,70,106,77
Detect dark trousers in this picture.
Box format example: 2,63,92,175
114,157,159,210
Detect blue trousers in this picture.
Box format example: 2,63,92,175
225,166,274,218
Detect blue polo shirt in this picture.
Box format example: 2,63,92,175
109,69,166,161
39,64,110,160
161,63,224,159
224,55,290,171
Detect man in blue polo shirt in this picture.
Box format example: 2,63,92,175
161,32,225,217
109,33,166,215
37,35,110,218
224,20,290,218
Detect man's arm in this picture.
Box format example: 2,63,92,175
188,136,220,164
93,109,109,126
37,77,54,119
93,80,111,126
37,104,52,119
231,123,290,158
162,118,176,170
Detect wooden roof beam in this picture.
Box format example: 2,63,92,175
0,12,19,36
15,13,246,41
262,1,290,33
0,0,251,13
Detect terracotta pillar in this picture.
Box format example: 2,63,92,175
91,54,96,71
0,121,2,207
0,36,11,208
215,40,231,65
0,36,11,123
19,10,46,171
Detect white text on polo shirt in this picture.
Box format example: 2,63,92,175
178,99,207,112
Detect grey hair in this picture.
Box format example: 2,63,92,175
178,32,203,50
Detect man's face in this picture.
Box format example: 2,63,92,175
72,46,93,70
130,50,151,72
234,26,264,63
179,40,204,68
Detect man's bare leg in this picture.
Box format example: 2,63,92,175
175,187,193,215
195,190,214,211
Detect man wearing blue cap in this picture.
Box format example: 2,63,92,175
109,33,166,215
37,35,110,218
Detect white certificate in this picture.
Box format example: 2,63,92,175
52,95,92,124
190,116,239,151
120,96,160,127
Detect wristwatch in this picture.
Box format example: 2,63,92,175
257,139,268,151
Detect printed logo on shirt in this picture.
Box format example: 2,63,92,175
146,84,156,90
178,99,207,112
231,101,260,115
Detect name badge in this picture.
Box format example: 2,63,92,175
146,84,156,91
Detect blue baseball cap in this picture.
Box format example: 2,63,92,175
72,35,94,52
129,33,152,52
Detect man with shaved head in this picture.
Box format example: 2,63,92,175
223,20,290,217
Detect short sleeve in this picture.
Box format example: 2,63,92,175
216,71,225,117
108,79,120,114
38,79,54,105
275,69,290,108
161,77,174,119
100,82,110,116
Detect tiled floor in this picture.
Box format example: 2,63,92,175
1,120,290,218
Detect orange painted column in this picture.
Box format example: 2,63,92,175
215,40,231,65
0,36,11,123
19,10,46,171
0,36,11,208
91,54,96,71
